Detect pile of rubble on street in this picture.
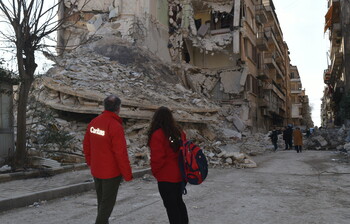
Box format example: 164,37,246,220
22,41,276,170
303,126,350,153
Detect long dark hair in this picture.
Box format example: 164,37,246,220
147,106,182,152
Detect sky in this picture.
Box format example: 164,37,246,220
272,0,330,127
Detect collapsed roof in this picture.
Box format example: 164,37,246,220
36,38,220,124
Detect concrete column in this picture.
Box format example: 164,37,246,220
341,0,350,92
233,0,241,54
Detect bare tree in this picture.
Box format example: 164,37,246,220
0,0,88,168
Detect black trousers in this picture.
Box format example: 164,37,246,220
295,145,302,153
94,176,122,224
158,182,189,224
285,139,293,149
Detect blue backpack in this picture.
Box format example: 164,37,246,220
178,140,208,186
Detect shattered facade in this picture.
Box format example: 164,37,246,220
322,0,350,127
26,0,314,168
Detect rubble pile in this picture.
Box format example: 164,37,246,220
25,43,271,169
303,127,350,152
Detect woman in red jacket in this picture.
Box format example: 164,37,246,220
147,106,188,224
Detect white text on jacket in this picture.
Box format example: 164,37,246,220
90,127,105,136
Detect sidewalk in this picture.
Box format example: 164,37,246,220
0,164,151,212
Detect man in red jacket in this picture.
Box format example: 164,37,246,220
83,95,133,224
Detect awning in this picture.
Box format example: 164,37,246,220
324,5,333,33
324,2,341,33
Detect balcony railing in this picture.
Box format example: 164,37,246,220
256,31,268,51
264,27,284,58
291,89,303,94
264,82,286,102
255,5,267,24
257,65,269,80
264,52,284,80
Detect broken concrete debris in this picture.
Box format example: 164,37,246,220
22,0,336,170
24,40,268,169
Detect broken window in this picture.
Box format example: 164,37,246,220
244,38,257,64
246,75,259,95
210,11,233,30
290,72,295,79
182,40,190,63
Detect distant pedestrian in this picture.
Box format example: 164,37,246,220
283,125,293,150
269,126,280,152
282,127,288,149
147,106,189,224
306,127,311,138
83,95,133,224
293,127,303,153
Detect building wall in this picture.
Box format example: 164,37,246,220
322,0,350,126
59,0,171,62
0,83,14,158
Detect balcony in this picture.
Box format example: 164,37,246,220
255,5,267,25
324,69,332,84
278,100,286,112
330,51,343,77
291,88,303,94
268,99,279,114
291,104,302,119
257,65,269,80
264,52,284,80
256,32,268,51
264,82,286,102
264,27,284,58
325,0,341,32
264,52,277,67
290,78,301,82
258,97,269,108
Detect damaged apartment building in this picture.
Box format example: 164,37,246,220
322,0,350,127
39,0,313,133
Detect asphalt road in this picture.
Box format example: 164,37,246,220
1,150,350,224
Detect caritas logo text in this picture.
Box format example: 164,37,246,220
90,127,105,136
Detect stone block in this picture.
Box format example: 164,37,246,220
86,15,103,32
197,23,210,37
109,7,120,19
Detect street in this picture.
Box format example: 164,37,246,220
1,150,350,224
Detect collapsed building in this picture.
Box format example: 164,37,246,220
23,0,313,168
55,0,313,130
322,0,350,127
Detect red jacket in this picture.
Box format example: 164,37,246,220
83,110,132,181
149,128,183,183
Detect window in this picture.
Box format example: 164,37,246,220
246,75,259,95
210,11,233,30
244,38,258,64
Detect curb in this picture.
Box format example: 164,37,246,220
0,163,88,183
0,168,151,212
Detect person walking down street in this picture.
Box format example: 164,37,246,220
83,95,133,224
269,127,280,152
282,127,288,150
147,106,189,224
293,127,303,153
306,126,311,138
283,125,293,150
